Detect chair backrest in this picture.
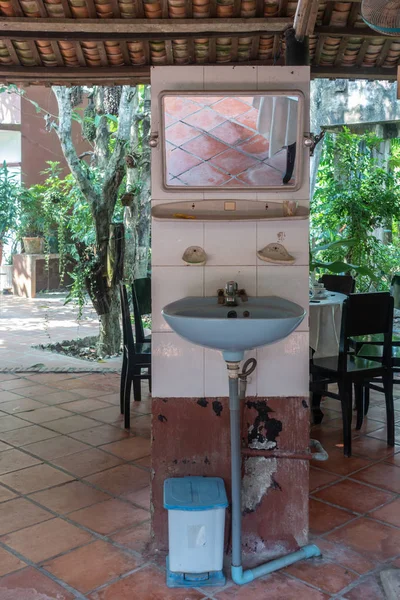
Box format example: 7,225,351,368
339,292,394,368
319,274,355,295
132,278,151,343
119,283,135,353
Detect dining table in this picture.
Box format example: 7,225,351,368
309,291,347,359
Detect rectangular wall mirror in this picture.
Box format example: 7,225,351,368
160,91,304,191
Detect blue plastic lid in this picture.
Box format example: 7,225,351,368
164,476,228,511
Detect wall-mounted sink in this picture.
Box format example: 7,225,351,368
162,296,305,362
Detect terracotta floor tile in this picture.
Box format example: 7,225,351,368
135,455,151,469
23,435,90,460
88,566,205,600
122,485,150,510
0,440,11,451
210,148,259,176
85,464,150,496
311,449,372,476
212,98,250,118
0,390,25,403
309,498,354,535
52,377,98,390
14,384,54,398
0,397,46,414
111,521,151,553
44,415,100,434
181,133,228,160
350,436,399,459
284,557,358,594
44,539,141,593
0,463,74,493
167,147,201,177
326,517,400,561
0,374,18,382
70,424,129,445
237,163,288,186
237,133,270,159
0,497,52,534
352,462,400,493
235,107,258,129
0,378,35,391
165,121,200,146
369,497,400,527
85,406,125,424
1,517,94,562
309,467,340,492
37,390,86,405
0,483,17,503
52,447,123,477
0,423,58,446
385,452,400,466
366,426,400,441
29,480,110,514
59,398,113,413
100,436,150,461
69,498,149,534
214,572,329,599
24,373,77,384
0,566,75,600
0,415,31,433
0,448,41,475
313,479,394,513
0,547,26,576
316,539,376,575
343,574,386,599
164,96,202,119
183,107,226,132
18,406,72,424
211,121,252,146
179,162,231,186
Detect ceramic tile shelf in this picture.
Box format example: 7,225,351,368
151,200,309,222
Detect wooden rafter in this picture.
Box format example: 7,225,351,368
0,65,397,86
0,18,292,40
294,0,319,41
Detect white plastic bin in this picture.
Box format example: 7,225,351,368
164,476,228,585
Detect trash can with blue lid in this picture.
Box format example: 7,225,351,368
164,476,228,588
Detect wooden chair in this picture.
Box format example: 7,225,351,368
310,292,394,457
319,274,355,296
132,278,151,344
119,283,151,429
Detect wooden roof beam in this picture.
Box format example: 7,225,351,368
312,66,397,80
0,18,292,40
294,0,319,41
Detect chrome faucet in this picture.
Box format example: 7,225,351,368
224,281,239,306
217,281,248,306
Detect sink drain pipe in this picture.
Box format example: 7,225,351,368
226,357,321,586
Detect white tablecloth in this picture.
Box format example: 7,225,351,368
309,292,347,359
253,96,298,158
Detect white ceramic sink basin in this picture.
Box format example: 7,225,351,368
162,296,305,361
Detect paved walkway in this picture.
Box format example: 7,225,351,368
0,373,399,598
0,294,121,372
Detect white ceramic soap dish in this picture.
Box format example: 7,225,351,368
182,246,207,266
257,243,295,265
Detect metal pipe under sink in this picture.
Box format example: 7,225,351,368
226,356,321,586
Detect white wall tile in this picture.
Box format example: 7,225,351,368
152,332,205,398
205,348,257,397
257,220,309,266
257,266,309,331
152,218,204,266
204,221,257,266
256,332,309,397
204,266,257,297
152,266,204,333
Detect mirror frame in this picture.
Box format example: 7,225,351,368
159,90,305,193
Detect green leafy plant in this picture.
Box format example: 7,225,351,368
0,162,21,244
312,129,400,291
310,237,378,282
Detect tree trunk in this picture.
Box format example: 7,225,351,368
135,87,151,279
98,286,121,356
